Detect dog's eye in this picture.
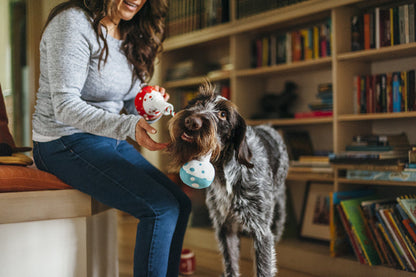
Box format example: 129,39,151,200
218,111,227,120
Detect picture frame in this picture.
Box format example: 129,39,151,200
300,182,332,241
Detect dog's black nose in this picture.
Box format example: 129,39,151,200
184,115,202,131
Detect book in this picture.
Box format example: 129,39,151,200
330,190,375,257
294,110,333,118
379,8,391,47
407,70,415,111
397,196,416,225
336,204,367,264
392,72,402,112
346,170,416,182
340,196,382,265
330,149,408,161
345,145,393,151
364,12,371,49
396,202,416,243
377,218,407,270
298,155,329,163
409,4,415,43
353,75,360,114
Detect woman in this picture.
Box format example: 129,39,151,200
32,0,191,276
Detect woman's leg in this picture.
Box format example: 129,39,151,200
33,133,191,277
114,140,192,276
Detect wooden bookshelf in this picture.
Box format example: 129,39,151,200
163,72,231,89
150,0,416,276
338,111,416,121
235,57,332,77
247,117,333,126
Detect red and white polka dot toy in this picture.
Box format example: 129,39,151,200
134,85,175,121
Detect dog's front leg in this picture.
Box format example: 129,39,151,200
216,224,240,277
253,229,277,277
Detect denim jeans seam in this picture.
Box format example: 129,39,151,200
148,215,159,276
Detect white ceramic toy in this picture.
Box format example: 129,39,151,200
179,153,215,189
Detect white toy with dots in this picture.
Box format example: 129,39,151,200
179,153,215,189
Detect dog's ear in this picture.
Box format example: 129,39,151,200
233,114,254,168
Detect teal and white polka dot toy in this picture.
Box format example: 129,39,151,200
179,153,215,189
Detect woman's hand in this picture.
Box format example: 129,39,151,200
135,118,168,151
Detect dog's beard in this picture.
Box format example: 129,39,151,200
167,113,220,170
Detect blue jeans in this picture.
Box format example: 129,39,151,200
33,133,191,277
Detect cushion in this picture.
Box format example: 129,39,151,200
0,165,72,192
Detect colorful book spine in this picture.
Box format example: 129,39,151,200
341,197,382,265
250,18,331,68
393,72,402,112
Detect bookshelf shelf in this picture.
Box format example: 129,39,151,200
247,117,333,126
287,171,333,182
235,57,332,78
338,111,416,121
335,178,416,187
164,72,231,89
337,42,416,62
164,22,234,51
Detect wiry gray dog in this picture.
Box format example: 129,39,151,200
167,82,289,277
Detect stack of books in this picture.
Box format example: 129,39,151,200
289,155,332,173
329,133,410,165
331,191,416,271
295,83,333,118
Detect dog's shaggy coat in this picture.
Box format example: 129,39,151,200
168,83,289,277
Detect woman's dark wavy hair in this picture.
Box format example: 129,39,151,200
44,0,167,83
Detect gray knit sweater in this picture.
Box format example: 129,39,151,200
32,7,144,142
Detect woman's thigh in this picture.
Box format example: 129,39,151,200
33,133,181,218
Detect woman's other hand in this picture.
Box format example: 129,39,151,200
135,118,168,151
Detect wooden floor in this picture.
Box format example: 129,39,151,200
118,212,316,277
184,245,317,277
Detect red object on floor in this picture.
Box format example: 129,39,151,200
179,248,196,275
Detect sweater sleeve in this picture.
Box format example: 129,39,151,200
44,10,141,141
